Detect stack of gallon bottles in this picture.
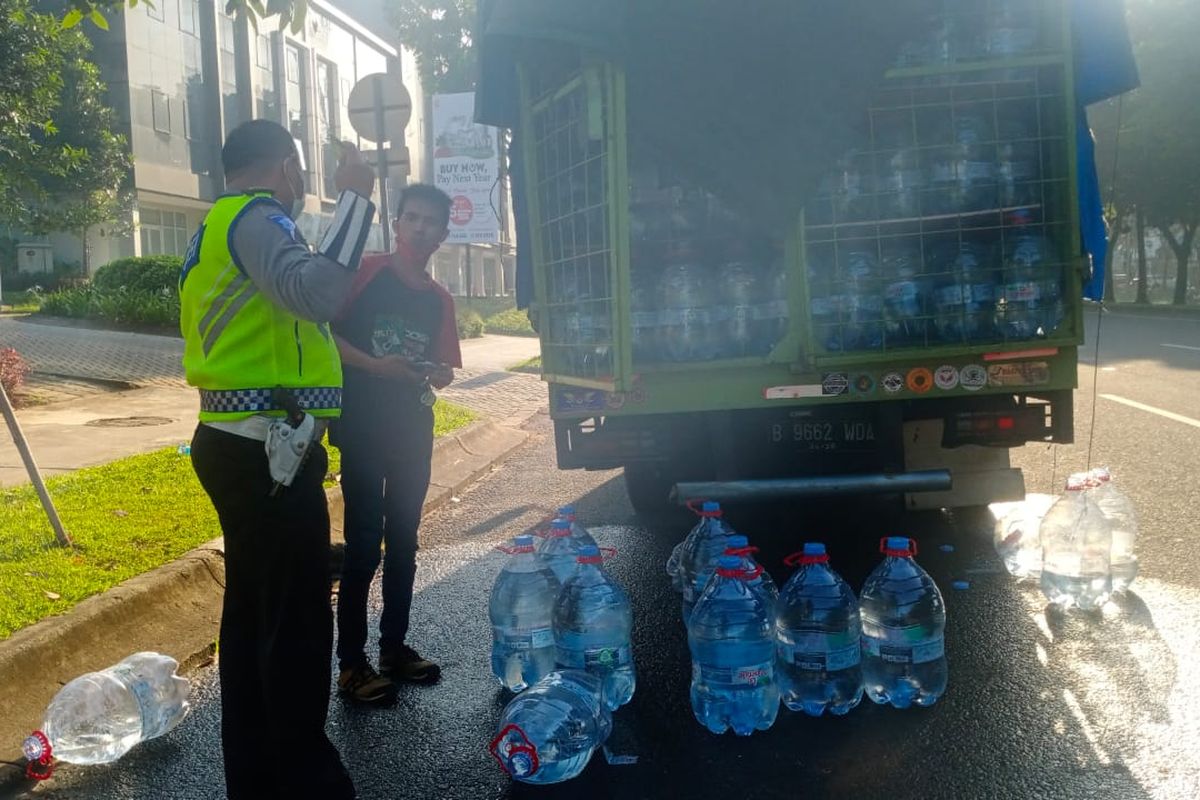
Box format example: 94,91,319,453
487,506,636,784
994,467,1139,611
668,501,949,737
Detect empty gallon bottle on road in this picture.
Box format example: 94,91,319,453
775,543,864,717
556,505,599,549
992,493,1058,580
490,535,562,693
24,652,190,768
689,555,780,736
553,545,635,710
677,501,737,620
489,670,611,785
538,518,582,583
1089,467,1138,593
860,538,947,709
1040,475,1113,611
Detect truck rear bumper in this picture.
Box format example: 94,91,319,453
671,470,952,505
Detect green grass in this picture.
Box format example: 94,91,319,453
484,306,537,337
457,296,517,320
1,291,42,314
507,355,542,374
0,399,477,638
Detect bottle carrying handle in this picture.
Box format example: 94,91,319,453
22,731,54,781
725,545,759,558
488,724,540,779
717,562,764,581
599,547,618,561
784,550,829,567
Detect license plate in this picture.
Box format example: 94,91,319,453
768,417,878,453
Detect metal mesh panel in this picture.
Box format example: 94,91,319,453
805,61,1073,355
529,73,615,381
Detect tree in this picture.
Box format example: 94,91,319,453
1094,0,1200,306
0,0,131,272
388,0,477,94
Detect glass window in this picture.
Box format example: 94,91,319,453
151,90,171,134
219,15,235,54
317,59,340,199
179,0,197,35
147,2,164,22
139,208,190,256
256,34,272,69
286,46,301,83
285,44,309,175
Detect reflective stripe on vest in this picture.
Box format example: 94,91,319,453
180,192,343,422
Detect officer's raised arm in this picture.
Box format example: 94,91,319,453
227,140,377,322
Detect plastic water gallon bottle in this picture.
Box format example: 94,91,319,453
1040,475,1114,611
490,535,562,693
775,543,864,717
840,251,884,352
718,258,762,359
489,670,612,785
677,502,737,622
658,246,715,363
689,555,780,735
1089,468,1139,593
860,538,947,708
24,652,190,769
538,519,582,584
556,505,599,549
553,545,636,710
992,493,1058,580
881,242,927,347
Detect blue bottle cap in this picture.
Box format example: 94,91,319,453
803,542,826,556
886,536,911,551
726,534,749,548
514,534,534,547
578,544,600,557
558,504,576,515
702,501,720,513
717,554,740,569
551,519,570,529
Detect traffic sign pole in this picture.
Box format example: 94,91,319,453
372,79,391,251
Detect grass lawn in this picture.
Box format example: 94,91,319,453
484,306,537,337
507,355,542,375
1,291,41,314
0,399,476,639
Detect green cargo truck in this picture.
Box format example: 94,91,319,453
477,1,1133,515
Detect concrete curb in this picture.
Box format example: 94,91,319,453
0,419,529,789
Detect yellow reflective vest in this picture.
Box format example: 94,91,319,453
180,192,343,422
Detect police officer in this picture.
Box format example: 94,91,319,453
181,119,376,800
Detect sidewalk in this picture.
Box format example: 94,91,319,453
0,317,543,486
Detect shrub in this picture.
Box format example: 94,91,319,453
40,285,180,329
456,308,485,339
483,306,537,337
0,348,30,397
92,255,183,294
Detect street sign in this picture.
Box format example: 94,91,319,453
347,73,412,144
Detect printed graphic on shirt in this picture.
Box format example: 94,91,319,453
371,314,430,361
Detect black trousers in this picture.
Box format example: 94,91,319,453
190,424,355,800
334,408,434,669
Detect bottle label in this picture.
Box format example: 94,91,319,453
697,661,775,687
496,627,554,651
936,285,965,307
778,632,861,672
558,643,632,670
863,634,944,665
1005,282,1040,302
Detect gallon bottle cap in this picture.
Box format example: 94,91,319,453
514,534,534,548
804,542,826,556
726,534,749,548
549,519,571,535
881,537,917,557
702,501,721,513
576,544,603,564
558,504,577,518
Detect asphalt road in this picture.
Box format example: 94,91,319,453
16,308,1200,800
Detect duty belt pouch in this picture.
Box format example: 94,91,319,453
265,388,319,494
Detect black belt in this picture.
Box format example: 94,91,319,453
199,387,341,414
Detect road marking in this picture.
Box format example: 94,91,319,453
1162,342,1200,352
1100,393,1200,430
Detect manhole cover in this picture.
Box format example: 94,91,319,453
85,416,175,428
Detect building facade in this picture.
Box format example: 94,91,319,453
35,0,424,272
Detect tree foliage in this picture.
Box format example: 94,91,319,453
1092,0,1200,304
388,0,477,94
0,0,131,243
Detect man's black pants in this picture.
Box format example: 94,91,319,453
335,407,434,669
190,424,355,800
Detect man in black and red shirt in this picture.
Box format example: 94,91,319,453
331,184,462,703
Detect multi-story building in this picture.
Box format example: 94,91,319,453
42,0,425,270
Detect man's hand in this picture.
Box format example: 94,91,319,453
430,364,454,390
372,355,428,386
334,142,376,199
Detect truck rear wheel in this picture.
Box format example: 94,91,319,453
623,462,678,519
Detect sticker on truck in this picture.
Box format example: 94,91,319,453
987,361,1050,388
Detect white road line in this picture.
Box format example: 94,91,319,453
1100,393,1200,430
1162,343,1200,352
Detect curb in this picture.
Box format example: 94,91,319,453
1102,303,1200,320
0,419,529,790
